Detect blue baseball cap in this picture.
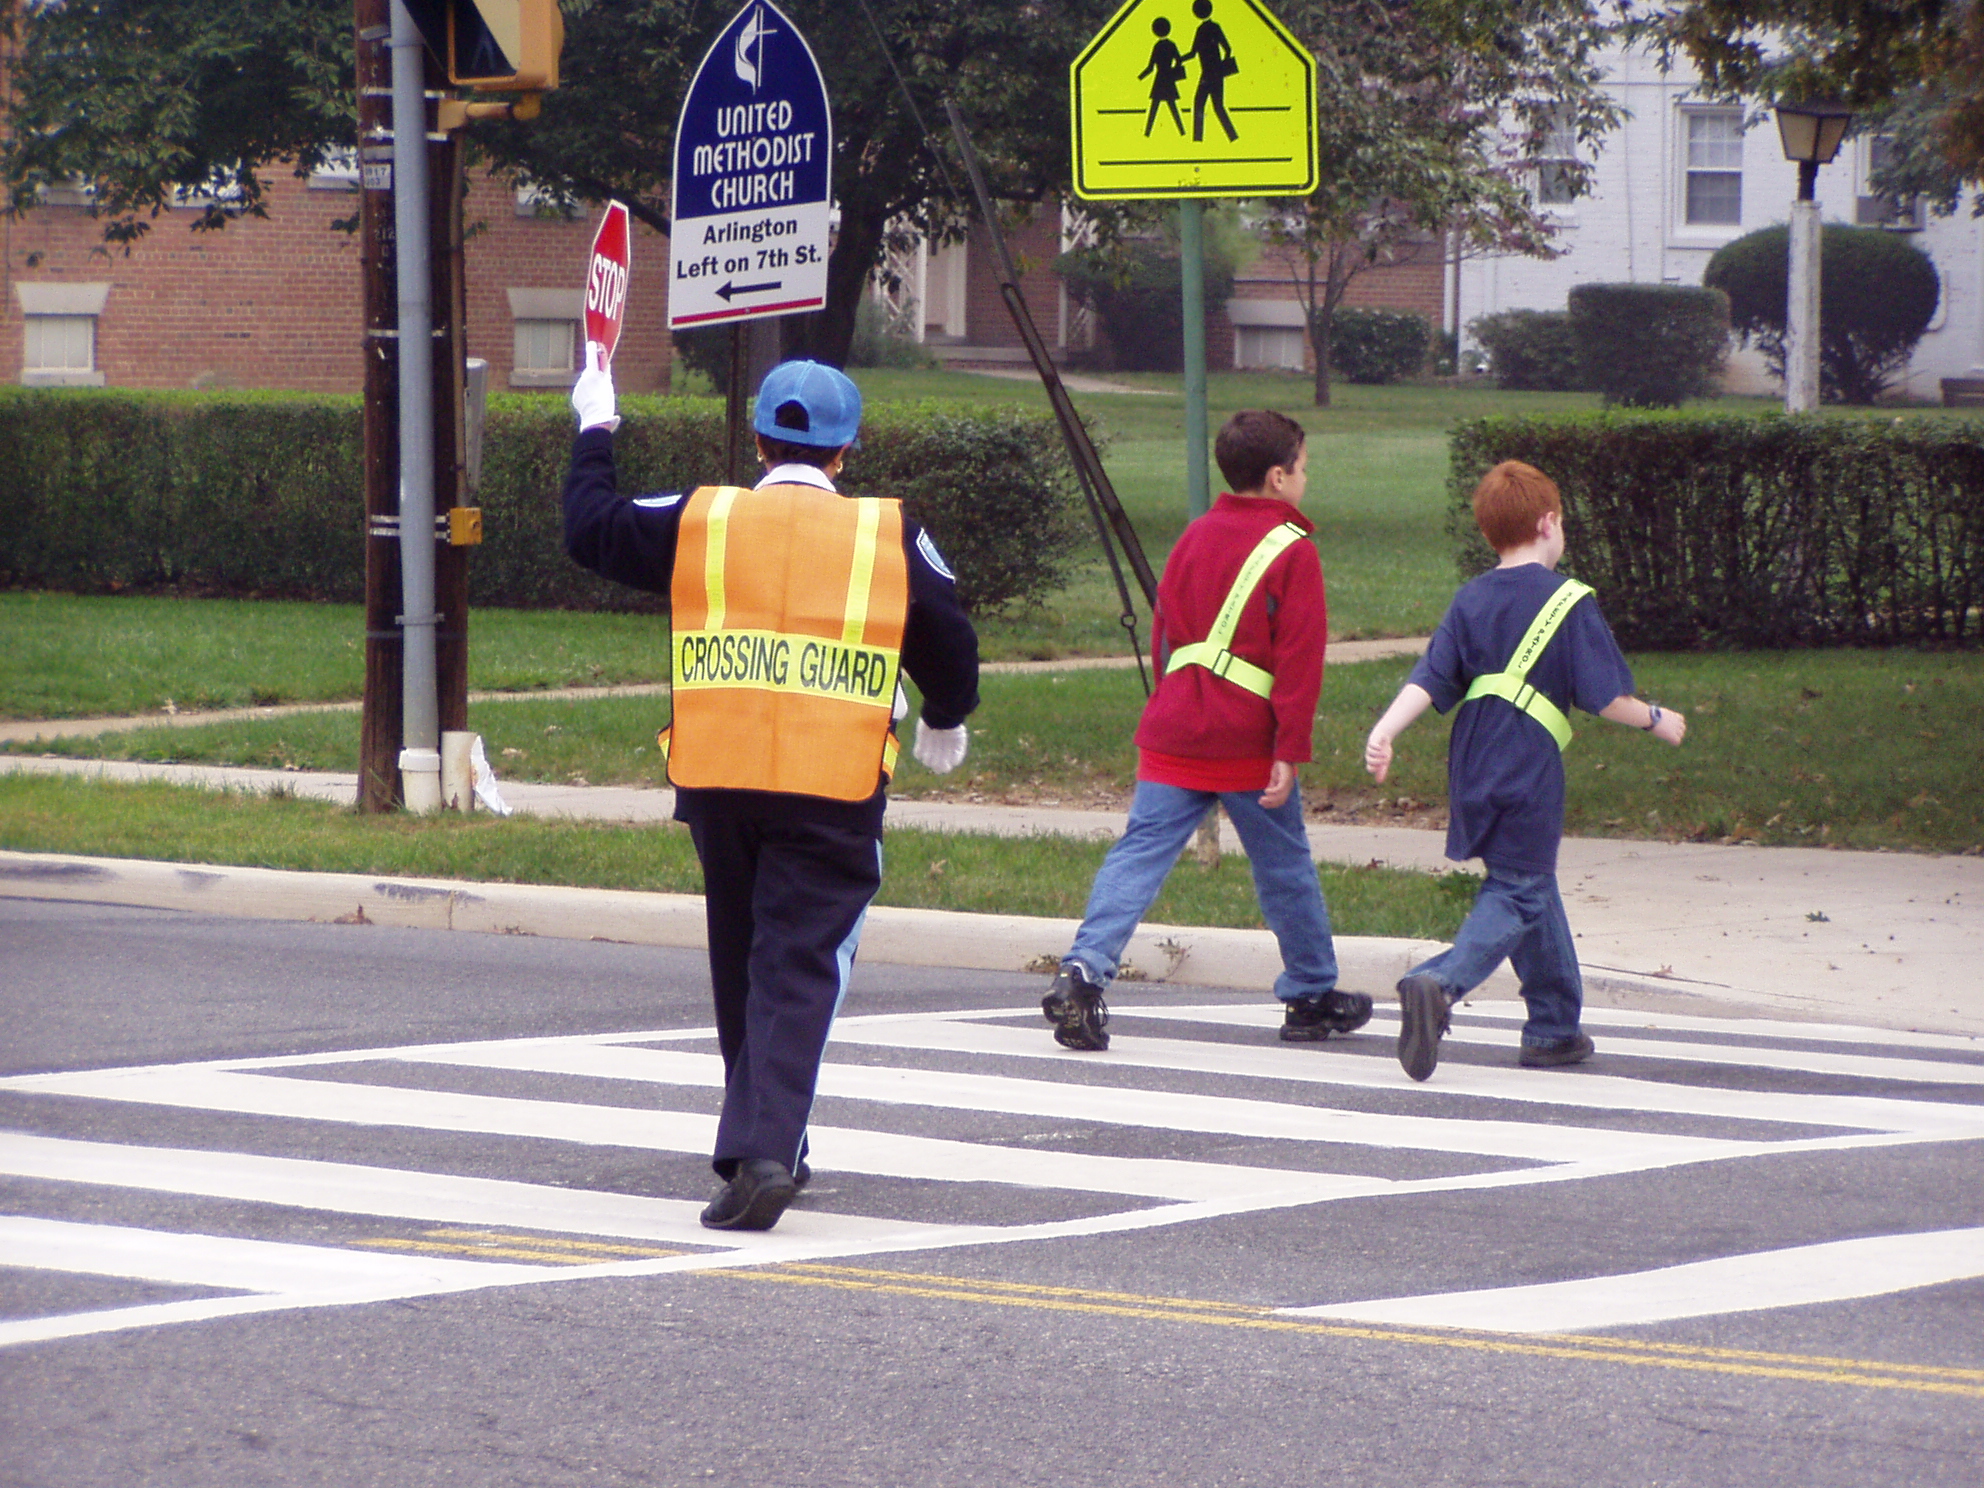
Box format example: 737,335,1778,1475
753,360,862,449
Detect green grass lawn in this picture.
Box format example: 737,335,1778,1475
16,646,1979,855
0,772,1478,943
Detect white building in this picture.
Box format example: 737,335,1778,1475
1458,45,1984,401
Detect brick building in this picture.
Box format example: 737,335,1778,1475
3,166,676,396
875,203,1447,374
4,161,1450,393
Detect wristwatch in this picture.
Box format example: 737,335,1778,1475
1643,704,1663,731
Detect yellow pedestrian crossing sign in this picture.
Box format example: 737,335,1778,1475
1071,0,1317,199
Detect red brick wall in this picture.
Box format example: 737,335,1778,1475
1,170,674,395
957,207,1068,351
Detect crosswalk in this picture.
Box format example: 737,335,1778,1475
4,999,1983,1350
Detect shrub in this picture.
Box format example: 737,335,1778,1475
1449,411,1984,648
1566,283,1730,408
0,389,1084,616
1056,237,1236,372
1470,309,1583,391
1327,308,1430,384
1703,223,1942,405
845,296,936,370
670,324,731,391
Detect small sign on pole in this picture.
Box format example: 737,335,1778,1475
668,1,833,331
584,200,631,364
1071,0,1317,200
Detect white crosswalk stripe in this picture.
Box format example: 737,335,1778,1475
3,999,1982,1347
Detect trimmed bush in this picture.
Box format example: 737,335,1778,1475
1703,223,1942,405
1566,283,1730,408
1470,309,1582,392
0,388,1085,616
1056,238,1236,372
1449,412,1984,649
1327,308,1430,385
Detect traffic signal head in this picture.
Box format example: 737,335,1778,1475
404,0,563,93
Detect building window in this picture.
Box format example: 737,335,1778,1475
514,318,575,374
1684,110,1744,226
1857,133,1925,229
1234,325,1306,371
25,315,94,375
16,281,110,386
506,288,584,387
1227,299,1309,371
1536,110,1579,205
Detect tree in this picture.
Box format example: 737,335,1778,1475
1627,1,1984,214
0,0,1117,367
1257,0,1624,406
1703,223,1941,403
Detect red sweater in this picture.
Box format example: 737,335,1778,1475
1135,492,1327,788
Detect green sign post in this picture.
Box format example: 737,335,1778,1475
1072,0,1317,517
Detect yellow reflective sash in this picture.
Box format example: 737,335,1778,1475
1162,521,1306,700
1461,577,1593,751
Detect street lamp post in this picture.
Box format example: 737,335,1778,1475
1775,101,1854,414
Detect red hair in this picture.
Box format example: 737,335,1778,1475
1472,461,1561,552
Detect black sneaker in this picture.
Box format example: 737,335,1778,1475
1396,974,1451,1082
1519,1032,1595,1068
699,1158,798,1231
1279,990,1375,1041
1041,962,1110,1051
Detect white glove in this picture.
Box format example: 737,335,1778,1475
913,719,968,775
571,341,620,432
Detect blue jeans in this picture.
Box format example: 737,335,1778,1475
1408,864,1582,1046
1065,779,1338,1002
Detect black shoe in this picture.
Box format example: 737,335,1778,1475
1041,962,1109,1051
700,1158,798,1231
1396,974,1451,1082
1519,1032,1595,1068
794,1159,812,1189
1279,990,1375,1041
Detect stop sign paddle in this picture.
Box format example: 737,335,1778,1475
584,201,631,365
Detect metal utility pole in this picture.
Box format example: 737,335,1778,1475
390,0,441,813
1179,199,1210,520
361,0,468,813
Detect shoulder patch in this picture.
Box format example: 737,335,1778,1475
916,528,955,581
632,491,685,509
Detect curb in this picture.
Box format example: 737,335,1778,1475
0,849,1728,1017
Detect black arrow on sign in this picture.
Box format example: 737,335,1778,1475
716,279,783,301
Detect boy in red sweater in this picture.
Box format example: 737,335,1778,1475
1042,410,1372,1051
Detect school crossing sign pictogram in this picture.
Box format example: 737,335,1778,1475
1071,0,1317,199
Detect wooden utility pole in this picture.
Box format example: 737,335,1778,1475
358,0,402,813
358,0,470,810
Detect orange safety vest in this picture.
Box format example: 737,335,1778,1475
661,483,909,801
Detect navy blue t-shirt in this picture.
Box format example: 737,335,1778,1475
1408,564,1634,874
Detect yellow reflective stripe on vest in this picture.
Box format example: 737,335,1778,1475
1163,521,1306,700
700,486,745,631
671,627,899,709
1461,577,1593,751
843,497,881,644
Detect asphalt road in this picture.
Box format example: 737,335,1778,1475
2,897,1982,1487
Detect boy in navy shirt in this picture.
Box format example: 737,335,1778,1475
1364,461,1687,1081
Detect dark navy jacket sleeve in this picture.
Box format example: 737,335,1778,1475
561,428,686,595
900,520,979,730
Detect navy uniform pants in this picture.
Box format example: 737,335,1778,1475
688,811,883,1180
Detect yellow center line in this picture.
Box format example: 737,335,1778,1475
350,1229,688,1266
418,1228,688,1258
713,1266,1984,1399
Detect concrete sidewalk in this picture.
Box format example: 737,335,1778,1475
5,752,1979,1039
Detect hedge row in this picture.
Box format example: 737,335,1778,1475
1450,413,1984,649
0,389,1086,615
